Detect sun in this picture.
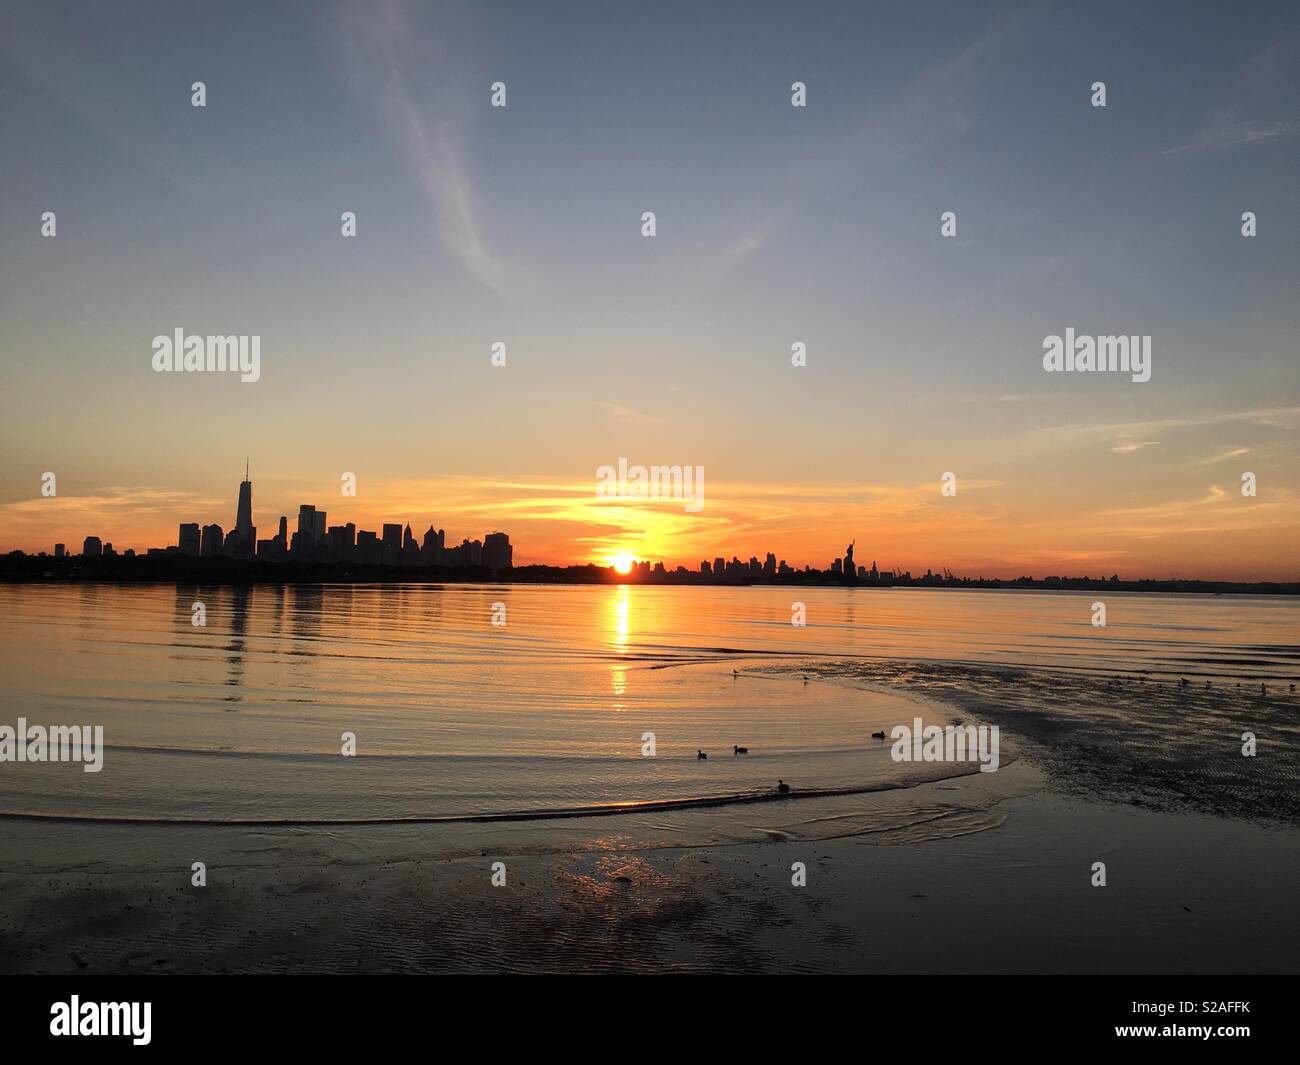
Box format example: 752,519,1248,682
609,552,635,574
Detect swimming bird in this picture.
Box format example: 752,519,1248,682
697,750,708,760
1290,684,1296,692
1179,677,1188,687
777,780,790,795
733,745,748,755
871,730,886,739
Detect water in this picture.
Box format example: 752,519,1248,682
1,582,1297,823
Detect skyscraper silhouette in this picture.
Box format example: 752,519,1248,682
233,461,255,558
236,462,253,546
178,523,200,557
296,505,316,557
483,532,512,572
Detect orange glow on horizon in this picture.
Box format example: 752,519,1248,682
2,468,1299,582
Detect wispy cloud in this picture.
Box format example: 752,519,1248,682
344,2,504,292
1162,118,1300,156
1093,484,1300,538
390,93,505,292
1049,405,1300,438
1197,447,1251,465
1163,37,1300,156
0,488,223,555
720,227,771,266
600,402,663,425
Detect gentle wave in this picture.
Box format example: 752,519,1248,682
0,771,980,827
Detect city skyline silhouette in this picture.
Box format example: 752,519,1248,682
7,463,1298,593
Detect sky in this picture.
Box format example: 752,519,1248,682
1,0,1297,578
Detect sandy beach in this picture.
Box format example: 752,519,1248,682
3,757,1297,974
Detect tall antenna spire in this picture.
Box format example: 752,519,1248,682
245,457,249,481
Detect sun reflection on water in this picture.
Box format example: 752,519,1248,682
608,586,631,706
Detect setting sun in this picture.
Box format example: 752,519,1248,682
609,552,635,574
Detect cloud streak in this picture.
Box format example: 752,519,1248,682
346,1,505,292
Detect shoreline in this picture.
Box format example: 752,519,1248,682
0,770,983,828
764,659,1300,826
3,557,1296,595
2,764,1296,974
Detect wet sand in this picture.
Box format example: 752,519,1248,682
2,759,1297,974
760,659,1300,823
